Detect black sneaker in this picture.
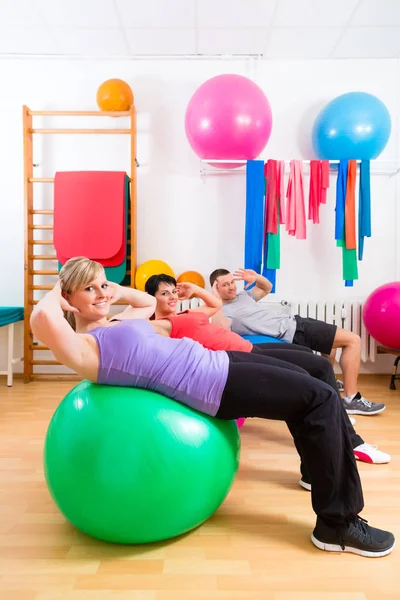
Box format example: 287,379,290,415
312,516,395,557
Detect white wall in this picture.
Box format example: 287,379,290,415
0,56,399,374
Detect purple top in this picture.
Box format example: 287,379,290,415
88,319,229,416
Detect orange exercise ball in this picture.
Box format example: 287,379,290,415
135,260,175,292
96,79,134,112
177,271,205,288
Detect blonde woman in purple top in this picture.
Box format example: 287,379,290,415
30,257,395,558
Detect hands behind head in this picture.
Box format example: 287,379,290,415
233,268,258,289
56,281,80,314
60,297,79,314
107,281,122,305
176,282,196,300
211,280,221,299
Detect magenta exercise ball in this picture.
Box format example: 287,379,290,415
362,282,400,348
185,74,272,169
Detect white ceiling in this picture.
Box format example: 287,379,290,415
1,0,400,59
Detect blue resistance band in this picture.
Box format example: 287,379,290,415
245,160,265,275
358,160,371,261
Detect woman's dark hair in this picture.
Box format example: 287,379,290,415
145,274,177,296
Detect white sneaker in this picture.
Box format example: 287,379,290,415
354,443,391,464
336,379,345,392
349,416,356,426
299,478,312,491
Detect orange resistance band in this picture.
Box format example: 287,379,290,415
345,160,357,250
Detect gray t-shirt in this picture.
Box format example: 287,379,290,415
222,291,297,343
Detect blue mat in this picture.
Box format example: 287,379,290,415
241,334,284,345
0,307,24,328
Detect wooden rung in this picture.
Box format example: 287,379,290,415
31,128,131,134
28,110,131,117
31,285,54,290
29,177,132,183
32,374,81,381
29,178,55,183
29,225,53,230
32,360,61,365
33,270,58,275
30,255,57,260
31,345,48,351
31,240,130,247
31,208,132,216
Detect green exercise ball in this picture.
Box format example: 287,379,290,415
43,381,240,544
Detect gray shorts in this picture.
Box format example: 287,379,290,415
292,315,337,355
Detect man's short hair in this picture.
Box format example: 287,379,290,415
145,274,177,296
209,269,230,287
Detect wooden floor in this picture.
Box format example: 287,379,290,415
0,375,399,600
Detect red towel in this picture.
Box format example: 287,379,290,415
321,160,330,204
308,160,330,224
266,160,278,234
277,160,285,224
54,171,126,265
309,160,321,224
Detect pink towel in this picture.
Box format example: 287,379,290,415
286,161,306,239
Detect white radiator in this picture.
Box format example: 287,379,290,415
182,297,376,363
269,298,375,363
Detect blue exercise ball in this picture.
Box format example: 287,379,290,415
312,92,391,160
44,381,240,544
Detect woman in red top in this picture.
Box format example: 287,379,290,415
145,274,390,469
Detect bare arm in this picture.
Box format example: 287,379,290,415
210,281,232,328
110,285,157,320
211,308,232,330
233,268,272,301
177,282,222,318
30,283,89,372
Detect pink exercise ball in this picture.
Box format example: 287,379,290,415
185,74,272,169
362,282,400,348
236,418,246,429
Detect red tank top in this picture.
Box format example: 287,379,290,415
163,311,253,352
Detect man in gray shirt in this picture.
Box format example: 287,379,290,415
210,267,385,416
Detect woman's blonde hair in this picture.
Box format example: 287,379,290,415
59,257,104,330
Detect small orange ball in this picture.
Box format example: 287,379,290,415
96,79,134,112
177,270,205,288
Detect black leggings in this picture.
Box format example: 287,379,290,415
253,342,313,354
251,344,364,450
216,350,364,526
